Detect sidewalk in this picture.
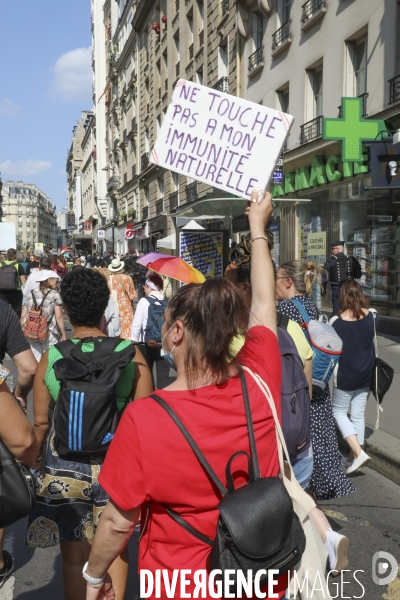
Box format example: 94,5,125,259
358,333,400,484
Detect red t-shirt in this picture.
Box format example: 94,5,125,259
100,326,285,599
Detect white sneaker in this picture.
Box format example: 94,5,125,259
325,529,349,576
341,455,351,468
347,450,371,475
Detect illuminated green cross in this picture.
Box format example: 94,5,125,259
323,97,386,162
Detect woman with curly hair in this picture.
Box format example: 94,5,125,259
27,268,153,600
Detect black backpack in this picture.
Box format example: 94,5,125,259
0,262,18,290
277,313,311,458
51,337,136,458
331,255,354,283
149,370,305,592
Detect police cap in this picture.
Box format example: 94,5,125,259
331,240,345,248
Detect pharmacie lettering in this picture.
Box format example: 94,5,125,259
271,153,369,197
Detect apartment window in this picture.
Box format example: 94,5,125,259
307,66,323,118
196,68,204,85
346,37,367,97
17,196,22,205
218,45,228,79
279,0,291,24
145,129,150,153
158,177,164,197
252,12,264,50
157,116,162,137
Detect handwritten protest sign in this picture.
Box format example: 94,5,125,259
179,231,223,279
150,80,293,197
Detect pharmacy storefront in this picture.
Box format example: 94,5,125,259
271,148,400,321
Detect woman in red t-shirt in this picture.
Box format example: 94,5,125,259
85,191,285,600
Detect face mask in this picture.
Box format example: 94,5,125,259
161,324,177,371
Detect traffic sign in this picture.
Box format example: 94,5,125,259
97,230,105,239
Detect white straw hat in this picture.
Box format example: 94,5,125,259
108,258,125,273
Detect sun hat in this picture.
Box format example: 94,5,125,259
36,270,60,282
108,258,125,273
33,248,43,258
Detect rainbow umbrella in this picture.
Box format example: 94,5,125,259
137,254,205,284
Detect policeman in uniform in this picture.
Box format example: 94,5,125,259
323,241,362,314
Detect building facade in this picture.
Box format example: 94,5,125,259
240,0,400,321
1,181,57,250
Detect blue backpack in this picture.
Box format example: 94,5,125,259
145,296,169,347
291,298,343,396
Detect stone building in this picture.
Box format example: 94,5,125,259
1,181,57,250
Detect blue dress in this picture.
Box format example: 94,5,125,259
279,295,355,500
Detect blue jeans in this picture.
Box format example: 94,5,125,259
332,387,369,445
291,455,314,490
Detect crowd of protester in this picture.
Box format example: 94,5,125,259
0,193,378,599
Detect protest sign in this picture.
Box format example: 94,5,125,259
0,222,16,251
179,231,223,279
150,80,293,197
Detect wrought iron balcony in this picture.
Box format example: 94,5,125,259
156,199,164,215
389,74,400,105
300,116,323,145
176,61,180,77
186,182,198,202
221,0,229,16
199,29,204,47
169,191,179,211
141,152,150,170
272,21,291,54
301,0,326,27
248,46,264,72
212,76,229,93
142,206,149,220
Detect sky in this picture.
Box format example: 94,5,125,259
0,0,92,211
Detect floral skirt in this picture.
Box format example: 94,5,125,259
27,434,108,547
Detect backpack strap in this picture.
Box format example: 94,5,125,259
277,312,289,330
150,393,227,496
290,298,310,324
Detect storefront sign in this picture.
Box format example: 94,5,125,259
307,232,326,256
179,231,223,278
125,229,134,239
323,97,386,162
273,153,284,185
370,140,400,189
97,230,105,239
150,80,293,196
271,153,369,198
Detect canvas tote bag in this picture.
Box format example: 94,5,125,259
241,366,333,600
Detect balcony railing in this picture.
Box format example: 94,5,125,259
176,61,180,77
189,43,194,60
199,29,204,47
169,191,179,211
221,0,229,15
389,74,400,105
141,152,150,170
212,76,229,93
300,116,323,144
142,206,149,220
272,21,291,52
301,0,326,23
156,199,164,215
338,93,369,118
186,181,198,202
248,46,264,72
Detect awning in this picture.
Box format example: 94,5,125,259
157,233,176,250
166,197,248,229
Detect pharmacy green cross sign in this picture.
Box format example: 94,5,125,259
323,97,386,162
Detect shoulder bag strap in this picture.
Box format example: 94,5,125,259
238,369,260,479
369,310,383,428
149,393,227,496
38,291,51,310
291,298,310,324
31,290,38,309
